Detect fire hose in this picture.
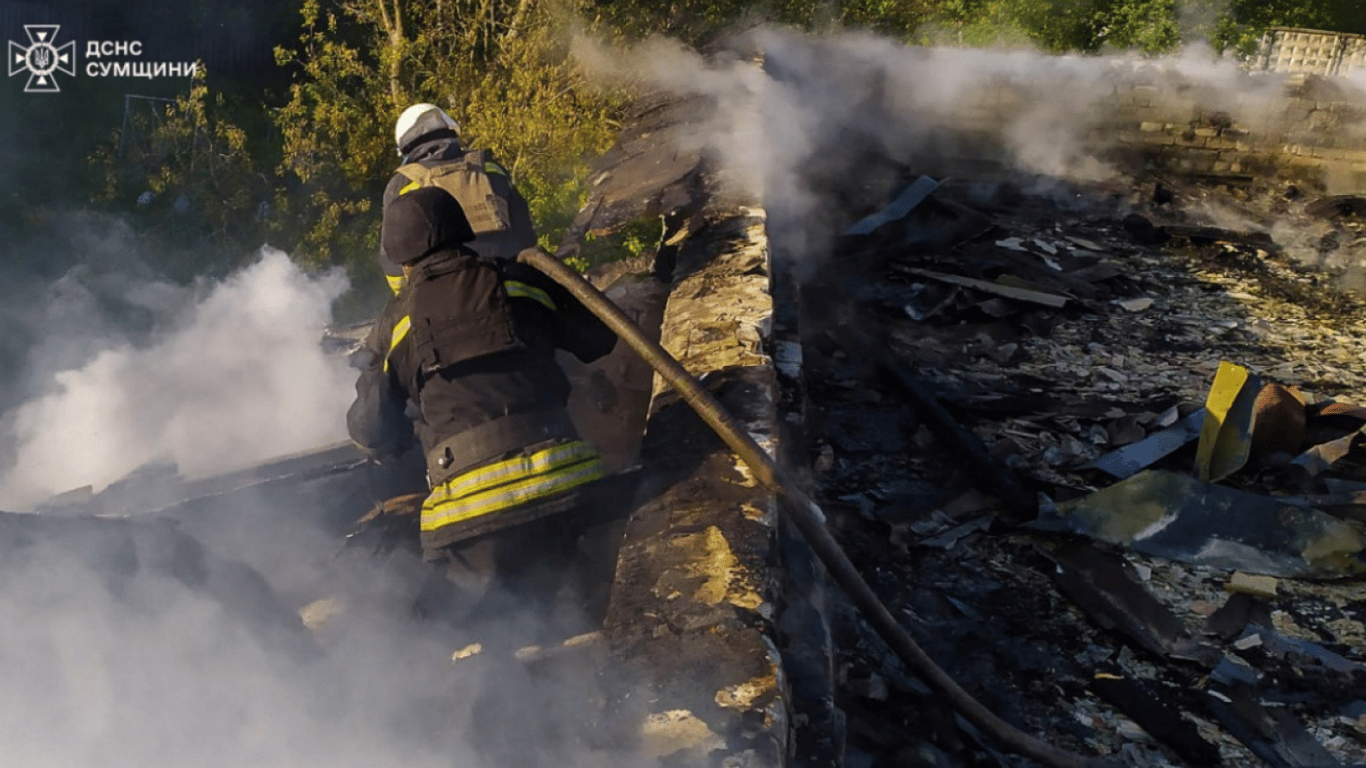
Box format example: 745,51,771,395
518,247,1115,768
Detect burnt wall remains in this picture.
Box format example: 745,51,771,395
913,66,1366,193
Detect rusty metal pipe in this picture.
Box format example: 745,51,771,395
519,247,1114,768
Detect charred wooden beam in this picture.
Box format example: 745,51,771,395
877,355,1038,523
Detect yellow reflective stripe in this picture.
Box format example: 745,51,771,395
483,161,507,176
422,453,604,530
385,273,406,295
422,441,601,522
398,180,421,195
382,315,412,373
429,440,597,502
503,280,555,311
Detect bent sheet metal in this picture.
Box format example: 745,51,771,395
1031,469,1366,579
1195,361,1261,482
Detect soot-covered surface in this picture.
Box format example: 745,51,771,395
791,165,1366,768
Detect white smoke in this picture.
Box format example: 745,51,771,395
570,28,1309,263
0,237,638,768
1177,0,1232,45
0,529,490,768
0,247,355,509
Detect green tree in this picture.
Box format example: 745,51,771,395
580,0,935,47
585,0,813,46
90,68,274,276
921,0,1003,45
1008,0,1178,54
1101,0,1179,53
824,0,933,39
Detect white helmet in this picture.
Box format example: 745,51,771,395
394,104,461,155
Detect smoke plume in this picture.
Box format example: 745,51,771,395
0,247,355,510
0,228,642,768
570,28,1309,264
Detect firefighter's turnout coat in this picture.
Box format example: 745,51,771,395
378,135,538,294
348,187,616,553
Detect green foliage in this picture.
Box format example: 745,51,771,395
570,217,661,271
90,68,276,276
271,0,397,268
1101,0,1180,53
837,0,935,39
562,251,593,273
915,0,1030,47
585,0,815,46
989,0,1178,54
582,0,936,44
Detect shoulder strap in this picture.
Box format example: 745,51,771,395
396,163,432,183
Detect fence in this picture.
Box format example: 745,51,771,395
1257,28,1366,77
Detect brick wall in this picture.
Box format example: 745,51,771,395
1102,73,1366,189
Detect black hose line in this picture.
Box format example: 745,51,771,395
519,247,1114,768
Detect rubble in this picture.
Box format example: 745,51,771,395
1088,409,1204,480
18,75,1366,768
798,163,1366,766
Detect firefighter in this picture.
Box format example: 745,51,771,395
348,185,617,627
379,103,539,294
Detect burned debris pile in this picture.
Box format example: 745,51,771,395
800,169,1366,767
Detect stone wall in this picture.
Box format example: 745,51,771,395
1102,74,1366,189
601,209,791,767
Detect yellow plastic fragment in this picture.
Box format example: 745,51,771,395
1194,361,1261,482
